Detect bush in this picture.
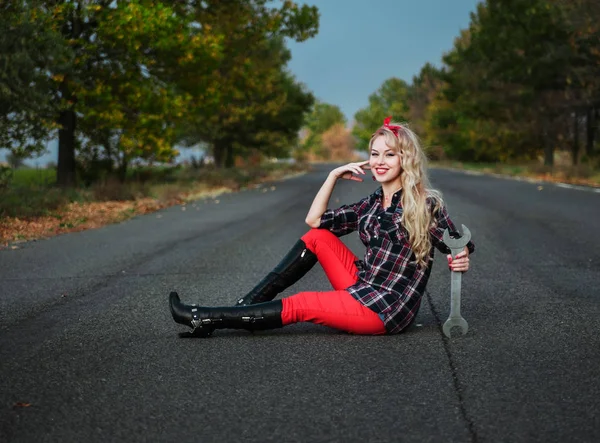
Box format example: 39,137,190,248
91,178,151,202
0,165,13,189
0,187,81,218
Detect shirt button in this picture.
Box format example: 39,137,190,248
374,235,378,239
377,216,380,219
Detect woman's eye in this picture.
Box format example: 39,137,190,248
371,152,378,156
386,153,395,157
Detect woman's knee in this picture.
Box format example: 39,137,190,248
301,228,336,252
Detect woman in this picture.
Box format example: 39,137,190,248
169,117,474,337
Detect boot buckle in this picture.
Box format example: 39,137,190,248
242,316,264,323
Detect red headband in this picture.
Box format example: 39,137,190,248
382,116,402,136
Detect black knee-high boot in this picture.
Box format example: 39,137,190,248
170,292,284,337
236,239,317,306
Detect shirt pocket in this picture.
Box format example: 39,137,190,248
385,212,408,246
359,213,380,245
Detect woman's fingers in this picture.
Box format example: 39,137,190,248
341,166,365,179
341,171,363,181
454,250,468,259
334,161,370,180
447,254,469,272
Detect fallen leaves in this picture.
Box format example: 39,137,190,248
0,168,306,248
0,198,167,246
13,402,32,409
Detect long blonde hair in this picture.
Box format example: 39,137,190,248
369,122,443,268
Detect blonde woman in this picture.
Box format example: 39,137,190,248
170,117,474,337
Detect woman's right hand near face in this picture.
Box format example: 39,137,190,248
330,160,370,182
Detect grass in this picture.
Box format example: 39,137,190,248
1,162,308,219
0,162,309,245
11,168,57,187
432,160,600,187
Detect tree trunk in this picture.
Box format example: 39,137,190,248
572,112,579,165
543,130,554,167
225,143,234,168
118,156,128,182
56,8,83,187
213,139,232,168
586,106,596,158
57,107,77,187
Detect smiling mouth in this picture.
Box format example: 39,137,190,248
375,168,388,175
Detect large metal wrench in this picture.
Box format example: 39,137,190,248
442,225,471,338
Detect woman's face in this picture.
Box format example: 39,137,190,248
370,136,402,184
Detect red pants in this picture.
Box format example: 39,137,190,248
280,229,386,335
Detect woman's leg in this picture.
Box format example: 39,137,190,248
171,292,284,337
235,239,317,306
281,290,386,335
301,229,359,290
170,290,386,337
236,228,357,306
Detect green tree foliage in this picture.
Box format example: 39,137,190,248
552,0,600,160
301,101,346,157
52,1,226,185
352,78,409,151
0,2,68,159
0,0,319,185
176,1,319,168
424,0,600,164
406,63,444,137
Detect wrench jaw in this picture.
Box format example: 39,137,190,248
443,317,469,338
442,224,471,257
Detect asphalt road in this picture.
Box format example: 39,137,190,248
1,165,599,443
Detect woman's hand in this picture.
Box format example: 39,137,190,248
330,161,370,182
447,247,470,272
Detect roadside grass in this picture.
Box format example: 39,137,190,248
0,162,308,246
432,160,600,187
10,168,57,187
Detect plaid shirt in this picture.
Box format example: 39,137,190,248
319,187,475,334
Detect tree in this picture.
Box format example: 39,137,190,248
352,78,409,152
407,63,444,136
0,1,223,186
1,0,319,182
552,0,600,161
0,2,67,160
424,1,577,164
301,100,346,156
177,0,319,168
55,1,225,185
320,123,356,161
6,152,26,169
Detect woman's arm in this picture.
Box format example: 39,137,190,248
427,199,474,273
305,161,369,228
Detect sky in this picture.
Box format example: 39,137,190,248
287,0,481,123
4,0,481,166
